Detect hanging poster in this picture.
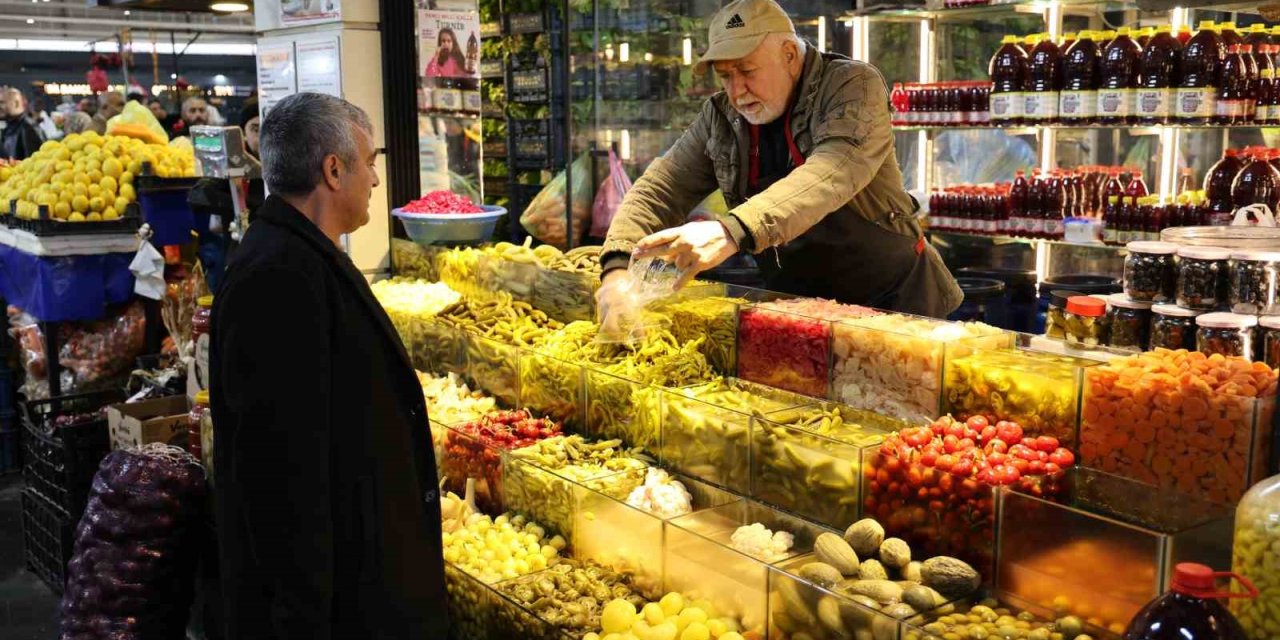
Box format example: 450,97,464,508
295,36,343,98
256,40,297,117
418,9,481,114
281,0,342,26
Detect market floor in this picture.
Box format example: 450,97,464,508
0,473,60,639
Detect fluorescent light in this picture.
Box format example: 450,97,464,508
682,37,692,66
643,52,653,62
619,42,629,63
818,16,827,53
213,74,228,83
210,2,250,12
26,18,34,24
124,10,130,15
621,129,631,160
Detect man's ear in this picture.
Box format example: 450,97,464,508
321,154,343,191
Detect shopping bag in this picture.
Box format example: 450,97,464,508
1231,203,1278,227
589,149,633,237
520,153,594,249
107,101,169,145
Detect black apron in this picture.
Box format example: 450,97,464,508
746,116,923,308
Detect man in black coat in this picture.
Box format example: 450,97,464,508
210,92,448,639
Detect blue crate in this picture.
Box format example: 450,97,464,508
137,177,200,246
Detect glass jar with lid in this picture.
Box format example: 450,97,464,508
1106,294,1153,351
1064,295,1108,347
1124,241,1179,302
1232,473,1280,638
1196,312,1259,360
189,390,209,460
1149,304,1202,351
1260,316,1280,370
1230,250,1280,315
1045,289,1083,340
1176,246,1232,310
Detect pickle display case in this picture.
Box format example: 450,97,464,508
997,468,1235,635
463,334,522,408
902,590,1119,640
519,351,587,429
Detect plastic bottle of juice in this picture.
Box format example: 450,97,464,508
990,35,1029,125
1135,25,1182,124
1126,168,1150,205
1178,21,1225,124
1025,33,1063,124
1044,171,1065,238
1103,166,1125,206
1257,65,1275,124
1115,193,1136,244
1178,24,1194,46
1245,23,1271,48
1220,21,1244,48
1241,44,1261,122
1060,30,1101,123
1068,170,1085,217
1061,32,1077,52
1177,167,1196,196
1099,27,1142,124
1103,194,1121,244
1122,563,1254,640
1250,43,1274,121
1027,169,1046,238
1009,169,1029,237
1231,150,1280,213
1205,149,1245,225
1142,196,1164,241
1217,44,1250,124
890,83,908,125
1100,29,1117,50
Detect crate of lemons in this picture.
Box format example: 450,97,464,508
0,132,195,223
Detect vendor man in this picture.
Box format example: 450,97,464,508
600,0,961,318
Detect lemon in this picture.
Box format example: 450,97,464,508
88,196,104,213
0,168,10,182
39,140,59,153
126,160,142,175
88,184,102,199
52,202,70,219
63,134,84,151
100,176,117,196
659,593,685,618
72,183,88,198
68,212,86,222
86,212,102,222
102,158,123,179
58,191,71,206
71,195,89,213
73,173,90,187
114,197,129,212
102,207,120,221
88,170,103,184
119,183,135,201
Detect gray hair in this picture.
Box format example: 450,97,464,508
64,112,93,134
259,92,373,197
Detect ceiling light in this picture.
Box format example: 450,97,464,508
210,2,250,12
170,73,178,79
124,10,131,15
26,18,35,24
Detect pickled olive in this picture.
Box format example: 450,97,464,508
1122,241,1178,303
1230,250,1280,315
1079,349,1277,503
1104,294,1151,352
1176,246,1231,310
1148,305,1200,351
832,314,1006,424
1196,313,1259,360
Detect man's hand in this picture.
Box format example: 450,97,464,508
631,220,738,289
595,269,642,341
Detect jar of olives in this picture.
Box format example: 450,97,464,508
1106,294,1152,351
1230,250,1280,316
1260,316,1280,369
1149,304,1202,351
1196,312,1258,360
1064,296,1107,347
1045,289,1083,340
1176,246,1232,310
1124,241,1179,302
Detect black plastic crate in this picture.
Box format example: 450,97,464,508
511,119,553,169
21,488,75,595
0,425,18,474
21,389,122,517
8,200,143,236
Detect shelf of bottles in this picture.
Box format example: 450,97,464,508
855,1,1280,268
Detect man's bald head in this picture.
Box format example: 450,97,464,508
182,97,209,126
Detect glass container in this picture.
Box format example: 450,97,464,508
1124,241,1179,302
1176,246,1232,310
1232,473,1280,639
1064,296,1108,347
1105,293,1153,351
1230,249,1280,315
1149,304,1202,351
1260,316,1280,369
189,390,208,460
1196,312,1259,360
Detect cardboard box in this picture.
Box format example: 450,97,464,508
108,396,190,451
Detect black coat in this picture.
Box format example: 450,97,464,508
210,196,448,640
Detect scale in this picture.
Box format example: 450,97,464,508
190,125,261,242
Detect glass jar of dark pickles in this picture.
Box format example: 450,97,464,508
1149,304,1202,351
1196,312,1259,360
1106,294,1152,351
1177,246,1232,310
1230,250,1280,315
1124,241,1178,302
1260,316,1280,369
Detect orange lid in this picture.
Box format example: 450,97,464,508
1066,296,1106,317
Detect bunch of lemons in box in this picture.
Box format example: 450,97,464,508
0,131,195,223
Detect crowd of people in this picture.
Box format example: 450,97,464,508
0,85,238,161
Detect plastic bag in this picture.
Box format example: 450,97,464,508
589,149,633,237
8,302,148,399
520,153,594,249
688,190,729,222
106,101,169,145
595,257,683,344
1232,203,1278,227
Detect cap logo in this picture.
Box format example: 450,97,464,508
725,13,746,29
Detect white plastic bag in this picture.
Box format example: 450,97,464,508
1232,204,1278,227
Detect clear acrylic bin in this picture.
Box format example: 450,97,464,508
996,467,1235,634
462,333,521,408
518,350,586,430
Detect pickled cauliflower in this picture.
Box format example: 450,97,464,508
625,469,693,518
730,523,795,562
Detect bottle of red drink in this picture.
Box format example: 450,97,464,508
1231,149,1280,212
1098,27,1142,125
1178,21,1225,124
990,35,1028,125
1249,44,1274,122
1009,169,1029,237
1060,31,1101,124
1136,25,1182,124
1216,44,1249,124
1240,44,1260,122
1027,170,1046,238
1025,33,1063,124
1125,168,1150,205
1205,149,1245,225
1220,21,1244,48
1122,563,1254,640
1103,194,1122,244
1044,171,1065,238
